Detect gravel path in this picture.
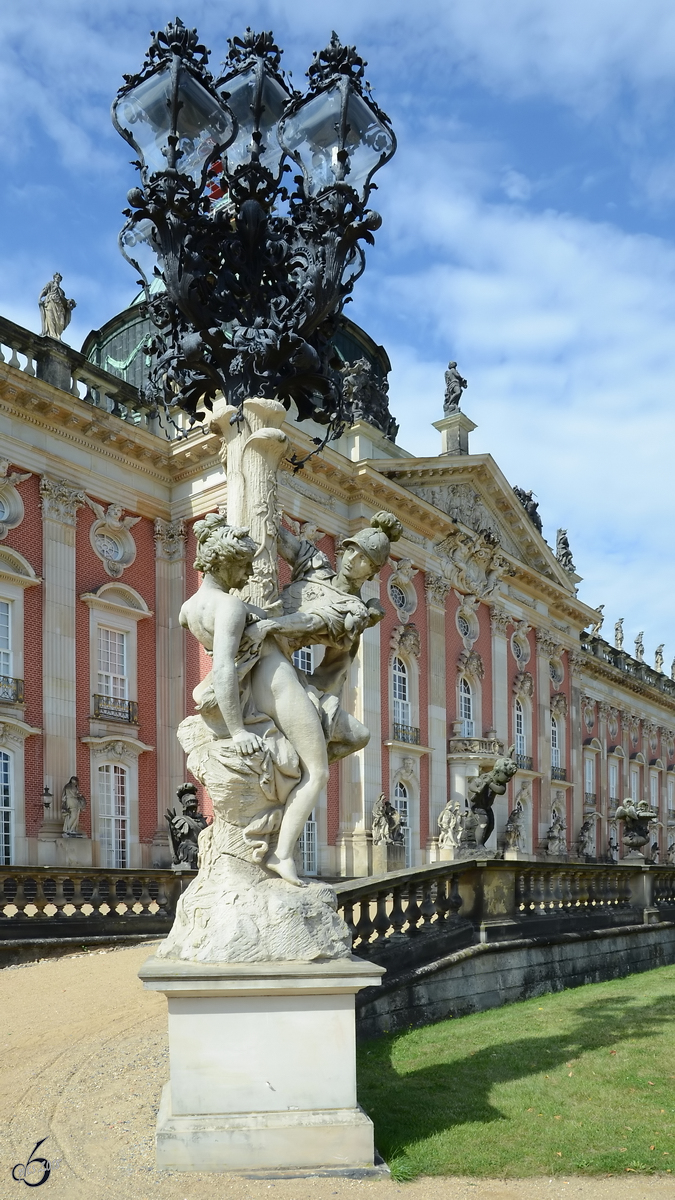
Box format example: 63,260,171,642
1,943,672,1200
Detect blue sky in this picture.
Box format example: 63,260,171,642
2,0,675,664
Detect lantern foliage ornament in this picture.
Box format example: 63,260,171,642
113,19,396,454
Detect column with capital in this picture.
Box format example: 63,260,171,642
490,605,511,747
38,477,86,863
425,574,451,859
153,519,187,865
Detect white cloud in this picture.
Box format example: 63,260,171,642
352,144,675,657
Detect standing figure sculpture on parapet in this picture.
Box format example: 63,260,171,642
166,783,208,870
444,361,468,415
61,776,87,837
39,273,76,341
467,750,518,846
371,793,404,846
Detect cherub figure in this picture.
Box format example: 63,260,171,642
85,497,141,530
0,460,31,487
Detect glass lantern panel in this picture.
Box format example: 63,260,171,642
120,217,158,284
342,88,394,196
117,68,176,177
117,67,233,181
221,68,289,174
280,86,343,196
174,71,234,181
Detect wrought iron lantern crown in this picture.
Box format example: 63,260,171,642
113,19,396,457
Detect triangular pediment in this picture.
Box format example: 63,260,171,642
376,454,577,591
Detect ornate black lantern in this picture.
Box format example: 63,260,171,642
113,19,396,453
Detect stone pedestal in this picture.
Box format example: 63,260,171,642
371,841,405,875
37,835,93,867
139,955,385,1174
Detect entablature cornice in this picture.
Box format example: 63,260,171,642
578,655,675,718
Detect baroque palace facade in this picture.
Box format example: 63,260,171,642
0,298,674,876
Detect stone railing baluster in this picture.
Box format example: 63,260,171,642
355,898,375,947
372,890,391,941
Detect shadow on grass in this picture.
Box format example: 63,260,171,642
358,990,675,1165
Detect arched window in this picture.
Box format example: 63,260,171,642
459,677,474,737
0,751,12,865
393,781,412,868
392,656,411,730
515,699,526,757
98,763,129,868
551,716,559,768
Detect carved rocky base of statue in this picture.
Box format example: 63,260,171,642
158,853,349,963
155,714,350,964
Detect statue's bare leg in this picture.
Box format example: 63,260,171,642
251,651,329,886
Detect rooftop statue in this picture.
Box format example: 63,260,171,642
443,361,468,415
634,631,645,663
614,617,624,651
513,486,543,535
38,273,76,341
555,528,575,573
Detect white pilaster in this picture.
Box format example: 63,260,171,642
153,519,187,865
425,574,451,846
39,476,86,846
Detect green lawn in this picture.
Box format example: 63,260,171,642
356,965,675,1180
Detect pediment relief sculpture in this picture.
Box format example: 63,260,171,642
408,481,519,556
436,528,515,600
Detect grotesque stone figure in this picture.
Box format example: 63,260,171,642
615,796,658,858
467,750,518,845
513,487,543,534
166,782,208,870
61,776,87,837
443,361,468,415
39,273,76,340
371,793,403,845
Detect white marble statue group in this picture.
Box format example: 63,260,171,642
158,508,402,963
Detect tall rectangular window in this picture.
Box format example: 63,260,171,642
551,717,560,768
650,772,659,809
630,767,639,802
0,751,11,865
584,756,595,795
515,700,526,757
0,601,11,678
98,628,127,699
393,782,412,869
392,656,411,728
293,647,313,675
668,776,675,812
299,809,317,875
609,759,619,801
98,763,128,868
